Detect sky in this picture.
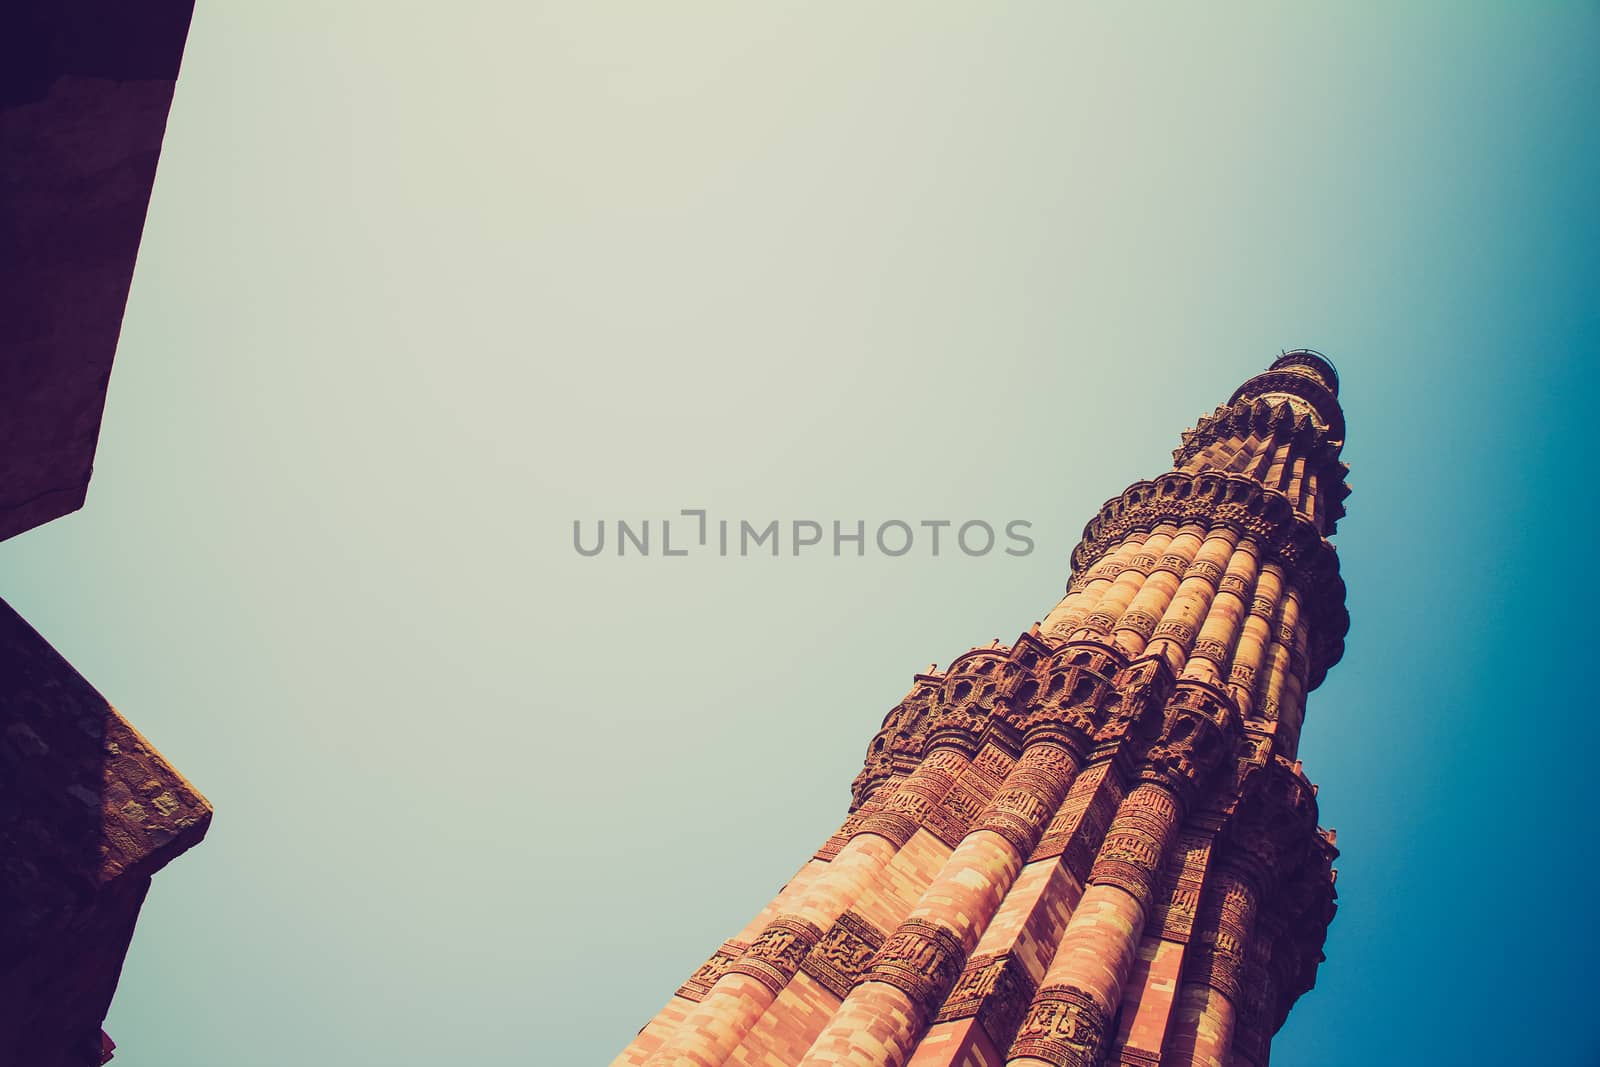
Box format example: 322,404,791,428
4,4,1598,1065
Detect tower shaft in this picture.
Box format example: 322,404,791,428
617,352,1347,1067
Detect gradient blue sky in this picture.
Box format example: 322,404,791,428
3,5,1597,1065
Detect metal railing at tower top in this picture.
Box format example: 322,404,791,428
1272,348,1341,395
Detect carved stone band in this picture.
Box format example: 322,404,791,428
727,917,824,996
975,746,1077,856
854,809,919,849
936,949,1038,1052
860,918,967,1012
676,939,748,1003
1089,784,1181,911
1009,983,1112,1066
800,911,887,1000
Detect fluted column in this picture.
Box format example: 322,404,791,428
1144,528,1239,677
1106,826,1216,1063
1004,679,1240,1067
1073,527,1178,642
1227,563,1282,717
797,638,1131,1067
1160,864,1258,1066
906,650,1179,1066
642,747,974,1067
1110,523,1206,658
1043,533,1151,641
1006,786,1178,1066
1183,540,1260,685
798,742,1082,1067
1276,587,1311,758
614,857,831,1067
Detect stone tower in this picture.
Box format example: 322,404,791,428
615,352,1348,1067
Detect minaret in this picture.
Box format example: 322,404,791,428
615,351,1347,1067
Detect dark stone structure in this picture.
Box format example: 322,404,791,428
1,0,193,541
1,3,209,1064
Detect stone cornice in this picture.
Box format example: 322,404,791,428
1229,367,1345,443
1172,396,1351,532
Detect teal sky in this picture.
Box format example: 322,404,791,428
4,5,1597,1064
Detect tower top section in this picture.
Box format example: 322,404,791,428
1270,348,1340,395
1228,349,1345,444
1067,348,1352,687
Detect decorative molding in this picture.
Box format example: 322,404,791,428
1139,680,1242,809
860,919,967,1013
1090,783,1182,911
801,912,887,1000
1153,831,1214,944
1010,983,1112,1066
935,949,1038,1052
676,939,749,1002
726,917,824,996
